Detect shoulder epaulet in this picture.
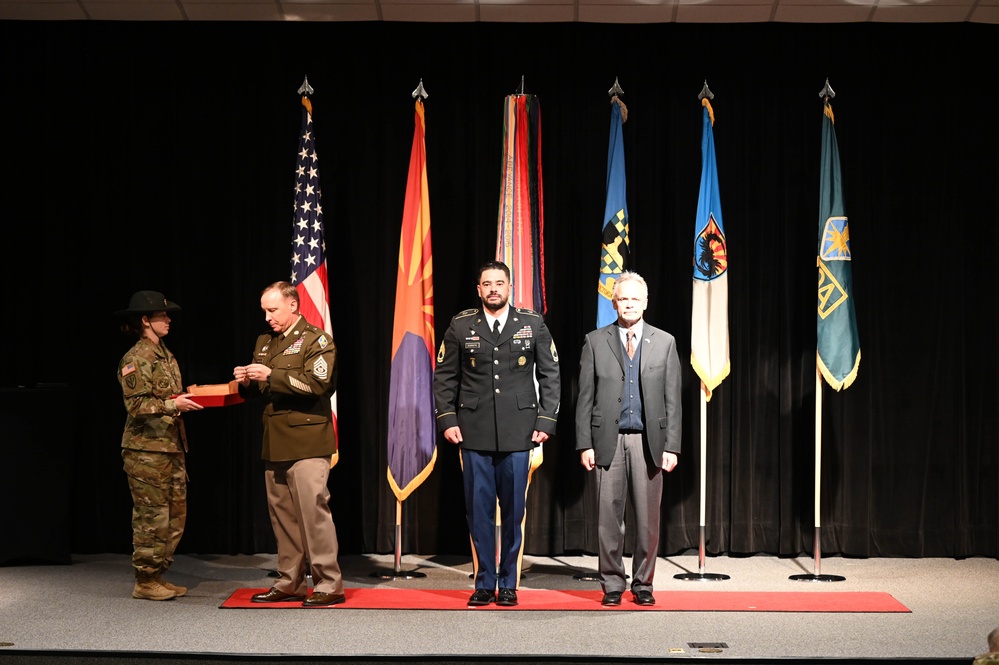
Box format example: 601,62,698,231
515,307,540,317
455,308,479,319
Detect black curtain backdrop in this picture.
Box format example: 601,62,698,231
1,20,996,562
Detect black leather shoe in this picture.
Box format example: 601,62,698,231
496,588,518,606
468,589,495,606
601,591,623,606
251,588,305,603
632,589,656,606
302,591,346,606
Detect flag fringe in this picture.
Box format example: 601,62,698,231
691,356,730,402
817,349,860,392
388,447,438,502
702,98,715,126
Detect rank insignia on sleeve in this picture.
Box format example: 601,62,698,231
312,356,329,380
437,340,446,363
290,376,314,393
551,340,559,363
318,335,328,349
121,363,136,377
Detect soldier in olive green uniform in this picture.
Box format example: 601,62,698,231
116,291,203,601
234,281,344,607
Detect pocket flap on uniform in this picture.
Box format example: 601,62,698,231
516,391,538,410
591,415,603,428
658,416,669,429
459,394,479,410
288,412,328,427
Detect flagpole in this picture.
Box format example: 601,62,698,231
678,81,728,582
575,78,630,584
374,82,433,581
372,499,427,580
790,367,843,581
675,386,729,581
792,79,851,582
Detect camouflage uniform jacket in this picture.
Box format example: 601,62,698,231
239,316,337,462
118,337,187,453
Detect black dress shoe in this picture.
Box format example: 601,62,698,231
251,588,305,603
601,591,623,606
632,589,656,606
302,591,346,606
496,588,518,606
468,589,495,606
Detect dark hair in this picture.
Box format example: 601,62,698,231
262,281,300,305
477,260,511,283
120,315,146,339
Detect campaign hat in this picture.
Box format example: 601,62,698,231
115,291,182,317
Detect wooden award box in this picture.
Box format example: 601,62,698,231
187,381,244,407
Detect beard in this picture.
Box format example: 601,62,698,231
482,294,509,313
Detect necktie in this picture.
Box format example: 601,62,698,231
493,319,501,338
626,330,636,360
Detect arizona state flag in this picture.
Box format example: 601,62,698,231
387,99,436,501
816,100,860,390
690,99,730,401
597,97,630,329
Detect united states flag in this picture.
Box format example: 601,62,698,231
290,94,338,464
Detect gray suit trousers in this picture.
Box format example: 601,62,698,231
596,432,663,593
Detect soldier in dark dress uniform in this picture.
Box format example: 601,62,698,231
434,261,561,607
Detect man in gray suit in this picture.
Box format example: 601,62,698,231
575,270,681,606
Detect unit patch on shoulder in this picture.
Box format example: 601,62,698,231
318,334,328,349
551,339,559,363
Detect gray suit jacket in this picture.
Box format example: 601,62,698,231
575,322,682,467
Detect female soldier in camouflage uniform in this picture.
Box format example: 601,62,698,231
116,291,202,600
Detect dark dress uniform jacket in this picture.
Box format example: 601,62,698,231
434,307,560,452
575,322,682,467
240,316,338,462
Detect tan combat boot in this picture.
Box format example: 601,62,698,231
132,574,177,601
155,575,187,597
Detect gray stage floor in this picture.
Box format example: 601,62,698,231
0,552,996,662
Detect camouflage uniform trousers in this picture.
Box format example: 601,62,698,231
122,448,187,577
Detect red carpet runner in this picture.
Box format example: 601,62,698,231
221,588,910,612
